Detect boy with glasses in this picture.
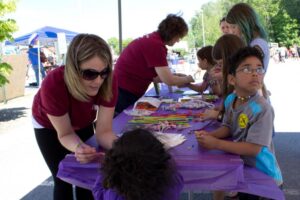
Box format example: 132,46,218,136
195,47,283,199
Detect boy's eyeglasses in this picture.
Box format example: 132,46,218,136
236,66,265,75
80,67,110,80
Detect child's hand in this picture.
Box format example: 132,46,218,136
75,143,98,164
194,130,208,141
198,134,219,150
201,109,220,121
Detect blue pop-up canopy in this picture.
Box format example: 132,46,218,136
5,26,78,46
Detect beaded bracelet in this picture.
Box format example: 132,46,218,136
75,140,83,151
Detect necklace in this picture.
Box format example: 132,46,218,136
236,95,251,102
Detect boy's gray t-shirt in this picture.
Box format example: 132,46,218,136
222,92,283,185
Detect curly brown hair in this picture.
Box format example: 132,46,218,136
101,129,176,200
158,14,188,43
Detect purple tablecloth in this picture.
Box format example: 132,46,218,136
58,86,285,200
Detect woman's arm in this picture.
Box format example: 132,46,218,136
47,113,87,152
155,67,194,87
95,106,118,149
47,113,98,163
186,81,208,93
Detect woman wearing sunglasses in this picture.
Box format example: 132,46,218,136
32,34,118,200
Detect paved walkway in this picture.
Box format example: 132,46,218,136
0,87,51,200
0,59,300,200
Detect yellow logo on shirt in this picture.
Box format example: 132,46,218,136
238,113,248,129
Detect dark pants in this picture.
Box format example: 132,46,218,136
114,87,139,117
34,125,94,200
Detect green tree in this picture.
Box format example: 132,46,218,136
188,0,300,48
279,0,300,44
189,1,226,48
122,38,133,49
107,37,133,55
0,0,18,87
107,37,119,54
271,9,300,47
281,0,300,27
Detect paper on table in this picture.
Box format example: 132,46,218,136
124,109,154,116
133,97,162,111
153,132,186,149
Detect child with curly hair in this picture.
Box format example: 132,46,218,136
92,128,183,200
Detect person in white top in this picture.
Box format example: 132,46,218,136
226,3,269,72
226,2,270,100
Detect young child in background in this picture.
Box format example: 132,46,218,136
93,128,183,200
195,47,283,199
200,34,245,121
219,17,230,35
186,46,216,94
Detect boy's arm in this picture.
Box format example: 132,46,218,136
210,126,230,139
195,126,230,145
199,135,262,156
216,140,262,156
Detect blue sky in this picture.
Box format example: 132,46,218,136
8,0,210,40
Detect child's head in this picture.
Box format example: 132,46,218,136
196,45,216,70
101,128,174,200
219,17,230,35
212,34,246,96
226,3,267,44
228,46,265,95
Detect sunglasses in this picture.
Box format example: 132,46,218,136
80,67,110,80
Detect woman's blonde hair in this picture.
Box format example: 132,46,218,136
64,34,113,102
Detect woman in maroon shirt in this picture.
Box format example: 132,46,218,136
32,34,118,200
114,14,194,115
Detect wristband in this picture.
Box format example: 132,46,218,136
75,140,83,151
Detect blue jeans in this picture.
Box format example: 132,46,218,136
32,64,46,86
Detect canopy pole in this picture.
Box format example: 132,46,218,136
118,0,123,53
37,40,41,87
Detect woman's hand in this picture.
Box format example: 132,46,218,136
173,73,188,77
75,143,103,164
